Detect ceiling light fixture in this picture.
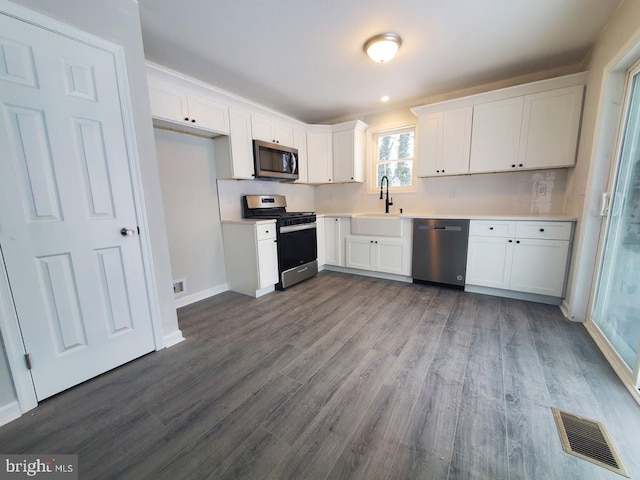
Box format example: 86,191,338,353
380,96,390,102
364,32,402,63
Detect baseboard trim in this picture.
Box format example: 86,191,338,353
559,299,576,321
162,330,185,349
174,284,228,308
464,285,562,306
0,401,21,427
322,265,412,283
584,320,640,406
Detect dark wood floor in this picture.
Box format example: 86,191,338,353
1,271,639,479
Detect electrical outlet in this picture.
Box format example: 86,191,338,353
172,279,186,295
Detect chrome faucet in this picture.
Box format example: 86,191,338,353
379,175,393,213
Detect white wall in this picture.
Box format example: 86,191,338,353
8,0,181,341
217,180,315,220
563,0,640,321
155,129,228,302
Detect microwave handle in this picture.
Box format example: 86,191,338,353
292,153,297,175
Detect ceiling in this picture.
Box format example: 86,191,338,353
138,0,622,124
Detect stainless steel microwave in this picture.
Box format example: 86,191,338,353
253,140,299,181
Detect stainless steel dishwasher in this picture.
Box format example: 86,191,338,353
412,219,470,287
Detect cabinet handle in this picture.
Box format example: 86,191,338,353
192,119,196,123
184,117,189,121
508,239,513,243
335,219,338,222
489,227,494,230
442,169,445,173
539,228,545,232
516,240,520,244
511,164,516,168
265,230,269,234
436,170,440,173
518,164,523,167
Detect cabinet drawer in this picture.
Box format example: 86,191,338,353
515,221,572,240
469,220,515,237
256,223,276,241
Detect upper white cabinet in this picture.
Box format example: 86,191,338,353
417,106,472,177
332,120,367,183
469,97,524,173
214,107,254,179
293,127,309,184
148,77,229,135
307,127,334,184
517,85,584,169
251,114,294,146
412,73,586,177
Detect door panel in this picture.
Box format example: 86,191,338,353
0,13,155,400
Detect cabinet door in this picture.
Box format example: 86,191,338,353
148,79,188,123
307,132,333,183
441,107,472,175
417,113,442,177
376,239,409,275
510,239,569,297
465,236,513,289
187,94,230,134
324,217,340,265
251,115,273,142
518,85,583,169
228,108,254,179
316,217,325,266
257,239,279,288
293,128,308,184
469,97,524,173
346,237,374,271
273,122,294,146
333,129,355,182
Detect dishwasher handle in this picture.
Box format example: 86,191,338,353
418,224,462,231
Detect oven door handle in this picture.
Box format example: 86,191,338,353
279,222,317,234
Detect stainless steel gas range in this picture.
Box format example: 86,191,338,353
242,195,317,289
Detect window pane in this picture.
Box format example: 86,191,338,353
377,131,414,161
377,161,413,187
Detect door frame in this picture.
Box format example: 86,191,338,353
0,1,165,415
576,31,640,403
584,60,640,398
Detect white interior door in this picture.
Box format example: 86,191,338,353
0,13,155,400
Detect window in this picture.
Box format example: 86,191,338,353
372,126,415,191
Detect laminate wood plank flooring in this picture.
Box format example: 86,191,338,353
0,271,638,479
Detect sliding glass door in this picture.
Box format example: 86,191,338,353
591,63,640,389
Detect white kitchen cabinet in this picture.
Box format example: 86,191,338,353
417,107,472,177
251,114,294,146
148,77,229,134
323,217,349,266
213,107,254,179
307,129,333,184
293,127,309,184
316,217,326,267
222,221,279,298
332,120,367,183
465,220,572,298
517,85,583,169
345,236,410,275
469,97,524,174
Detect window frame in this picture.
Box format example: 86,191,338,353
368,124,417,194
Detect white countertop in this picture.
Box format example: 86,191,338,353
317,213,578,222
221,218,276,225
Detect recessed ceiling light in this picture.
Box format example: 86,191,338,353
380,96,390,102
363,33,402,63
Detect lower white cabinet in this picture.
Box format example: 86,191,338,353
466,220,572,297
324,217,349,266
222,221,279,297
346,236,410,276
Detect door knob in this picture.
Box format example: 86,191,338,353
121,227,136,237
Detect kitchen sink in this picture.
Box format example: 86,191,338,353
351,214,403,237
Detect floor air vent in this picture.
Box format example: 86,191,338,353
552,407,629,477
